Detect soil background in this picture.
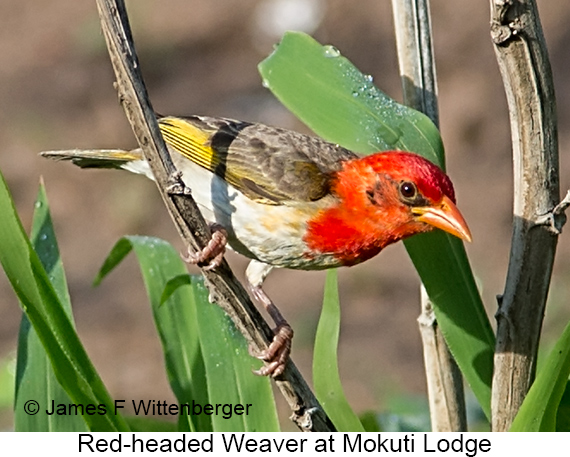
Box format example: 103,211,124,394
0,0,569,429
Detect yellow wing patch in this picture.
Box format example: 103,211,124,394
157,115,334,205
159,116,220,172
158,116,280,204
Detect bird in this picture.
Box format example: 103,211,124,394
42,115,471,377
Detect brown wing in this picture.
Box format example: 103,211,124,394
159,115,358,204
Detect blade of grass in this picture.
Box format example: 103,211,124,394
0,357,15,411
125,416,178,432
556,381,570,432
192,277,280,432
96,236,280,432
313,270,364,432
259,31,494,418
0,171,128,432
14,183,88,431
510,320,570,431
95,236,210,432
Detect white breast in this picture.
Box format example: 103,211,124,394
124,152,340,270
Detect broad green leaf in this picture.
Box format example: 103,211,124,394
258,31,444,167
0,172,128,431
510,321,570,431
259,31,494,418
405,232,494,418
97,236,280,432
14,183,88,431
313,270,364,432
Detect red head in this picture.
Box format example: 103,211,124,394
304,151,471,266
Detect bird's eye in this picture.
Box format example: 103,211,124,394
399,181,417,200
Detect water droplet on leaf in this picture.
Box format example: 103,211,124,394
322,45,340,58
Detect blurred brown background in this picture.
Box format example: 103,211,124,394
0,0,569,428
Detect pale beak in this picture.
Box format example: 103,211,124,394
412,195,472,242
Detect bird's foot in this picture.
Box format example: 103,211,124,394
248,281,293,377
251,324,294,378
182,223,227,270
166,170,192,196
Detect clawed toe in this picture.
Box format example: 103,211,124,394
250,324,293,377
181,223,227,270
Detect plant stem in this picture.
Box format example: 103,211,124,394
392,0,467,431
489,0,561,431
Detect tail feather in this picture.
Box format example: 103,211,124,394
40,149,144,169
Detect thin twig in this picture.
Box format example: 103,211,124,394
489,0,561,431
418,287,467,431
94,0,335,432
391,0,467,432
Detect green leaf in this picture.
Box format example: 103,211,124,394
313,270,364,432
14,183,88,431
404,232,494,418
0,173,128,431
125,416,178,432
377,395,431,432
97,236,280,432
192,277,280,432
510,321,570,431
96,236,210,432
0,357,15,410
160,274,193,306
359,411,381,432
556,381,570,432
259,31,444,168
259,31,494,418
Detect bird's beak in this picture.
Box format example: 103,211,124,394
412,195,472,242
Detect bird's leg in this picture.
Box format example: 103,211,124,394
246,260,293,377
182,223,227,271
250,286,294,377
